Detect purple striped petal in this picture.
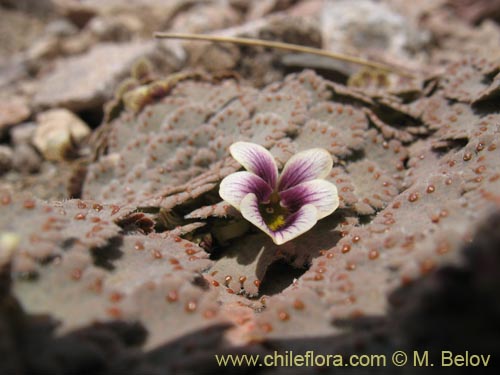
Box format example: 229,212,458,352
229,142,278,188
240,194,318,245
280,179,339,220
219,171,273,210
278,148,333,191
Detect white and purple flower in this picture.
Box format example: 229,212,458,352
219,142,339,245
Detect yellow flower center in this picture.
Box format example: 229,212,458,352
259,192,289,232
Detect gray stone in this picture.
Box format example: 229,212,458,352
10,122,37,146
321,0,430,63
34,42,155,111
12,144,43,174
0,145,14,175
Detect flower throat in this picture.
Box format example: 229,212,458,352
258,192,290,232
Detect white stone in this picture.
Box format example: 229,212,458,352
33,109,91,161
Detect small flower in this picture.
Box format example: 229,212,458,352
219,142,339,245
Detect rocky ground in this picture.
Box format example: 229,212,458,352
1,0,500,373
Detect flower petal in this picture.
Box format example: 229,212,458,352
220,172,273,210
278,148,333,191
229,142,278,188
240,193,318,245
280,179,339,220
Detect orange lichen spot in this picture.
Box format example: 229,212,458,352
169,258,180,265
489,174,500,182
71,269,82,281
384,218,395,225
203,309,217,319
278,311,290,321
185,248,197,255
476,143,485,152
420,259,435,274
91,225,104,233
475,165,486,174
487,144,497,151
350,309,365,318
392,201,401,209
352,235,361,243
88,278,103,293
23,199,36,209
339,282,353,293
314,273,324,281
346,262,356,271
384,237,396,249
77,201,87,209
239,276,247,284
463,152,472,161
426,185,435,194
211,280,220,287
401,275,413,285
185,301,197,313
226,288,235,294
93,203,104,212
317,267,326,274
134,241,144,251
293,299,305,310
326,252,335,259
224,275,232,285
107,307,122,318
345,295,357,304
166,290,179,302
336,273,348,281
254,279,260,288
368,249,379,260
260,323,273,333
436,242,451,255
74,213,86,220
152,249,163,259
90,217,101,223
440,209,449,218
174,236,182,243
408,192,419,202
341,244,351,253
1,194,11,205
109,292,123,303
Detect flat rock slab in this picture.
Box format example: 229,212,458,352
0,96,30,132
34,41,155,111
